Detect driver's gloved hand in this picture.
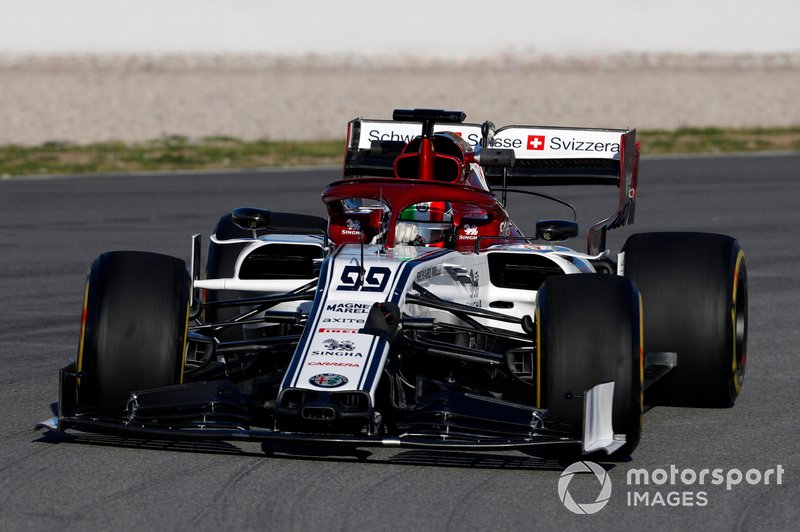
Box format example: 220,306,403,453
395,222,420,244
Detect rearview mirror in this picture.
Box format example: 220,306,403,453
535,219,578,242
231,207,271,230
476,148,515,168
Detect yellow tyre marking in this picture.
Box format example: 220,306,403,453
731,250,745,394
76,277,91,393
179,300,190,384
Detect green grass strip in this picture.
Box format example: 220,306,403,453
1,128,799,177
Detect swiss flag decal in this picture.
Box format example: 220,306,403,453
527,135,546,150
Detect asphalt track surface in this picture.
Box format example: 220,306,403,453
1,154,798,531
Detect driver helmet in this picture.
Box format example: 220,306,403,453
396,201,454,247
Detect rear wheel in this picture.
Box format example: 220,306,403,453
622,232,747,407
77,251,190,410
538,274,643,458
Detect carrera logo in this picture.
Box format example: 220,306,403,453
527,135,546,150
308,361,360,368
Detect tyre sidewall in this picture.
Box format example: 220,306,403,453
539,274,643,457
623,232,746,407
78,251,189,409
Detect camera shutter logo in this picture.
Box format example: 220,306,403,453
558,461,612,515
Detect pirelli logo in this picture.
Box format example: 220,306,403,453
318,327,359,334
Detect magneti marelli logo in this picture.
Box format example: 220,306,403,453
558,461,612,515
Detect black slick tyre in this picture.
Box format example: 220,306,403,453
77,251,190,410
537,274,643,459
622,232,747,407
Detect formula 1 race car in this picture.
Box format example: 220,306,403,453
39,109,748,459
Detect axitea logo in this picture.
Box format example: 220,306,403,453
527,135,546,150
558,461,612,515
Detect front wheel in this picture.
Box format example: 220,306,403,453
77,251,190,410
538,274,643,459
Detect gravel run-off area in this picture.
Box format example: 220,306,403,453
1,53,799,145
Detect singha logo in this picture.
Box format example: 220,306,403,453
342,218,362,236
459,224,479,240
322,338,356,351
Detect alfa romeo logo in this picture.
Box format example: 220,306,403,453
558,461,612,515
309,373,348,388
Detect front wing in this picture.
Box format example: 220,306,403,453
39,363,625,455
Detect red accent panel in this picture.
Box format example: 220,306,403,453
418,138,434,180
323,178,509,249
328,209,383,245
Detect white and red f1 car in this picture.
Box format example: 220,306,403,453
40,109,748,459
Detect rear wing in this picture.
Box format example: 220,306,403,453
344,119,484,177
345,118,636,181
343,117,639,253
484,125,635,186
486,124,640,254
